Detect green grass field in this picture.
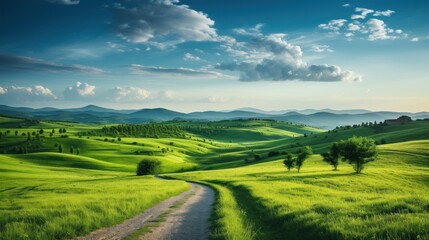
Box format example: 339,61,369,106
0,116,428,239
170,140,429,239
0,154,189,240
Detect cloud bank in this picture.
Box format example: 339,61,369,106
0,85,56,102
217,26,361,82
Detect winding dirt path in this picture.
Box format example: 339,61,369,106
77,182,215,240
141,183,214,240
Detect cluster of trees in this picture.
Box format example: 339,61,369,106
321,136,377,173
100,124,186,138
283,137,377,174
283,146,313,173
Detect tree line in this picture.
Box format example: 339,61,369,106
99,124,186,138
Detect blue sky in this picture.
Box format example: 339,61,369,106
0,0,428,112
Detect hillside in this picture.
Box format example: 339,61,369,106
170,140,429,239
1,116,429,240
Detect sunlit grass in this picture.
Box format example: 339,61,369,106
170,140,429,239
0,155,189,240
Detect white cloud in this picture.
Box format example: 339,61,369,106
111,0,218,48
45,0,79,5
0,85,57,102
319,7,406,41
374,10,395,17
233,23,264,36
183,53,201,61
351,15,365,20
342,3,350,7
410,36,429,42
311,44,333,53
217,27,361,82
318,19,347,32
348,23,361,31
366,18,405,41
130,64,222,78
112,86,151,101
353,7,374,20
64,82,95,99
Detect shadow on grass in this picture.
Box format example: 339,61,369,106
208,180,342,240
244,171,356,181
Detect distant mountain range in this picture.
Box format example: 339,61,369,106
1,105,428,130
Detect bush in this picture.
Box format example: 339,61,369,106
136,159,162,176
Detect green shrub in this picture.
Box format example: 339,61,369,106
136,159,162,176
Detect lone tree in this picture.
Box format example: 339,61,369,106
58,144,63,153
136,159,162,176
283,153,295,172
295,146,313,173
338,136,377,174
70,146,74,154
321,143,341,170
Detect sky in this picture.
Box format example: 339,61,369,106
0,0,428,112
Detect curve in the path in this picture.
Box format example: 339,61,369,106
76,182,215,240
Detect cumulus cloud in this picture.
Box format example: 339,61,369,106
311,44,333,53
0,53,103,74
217,26,361,82
112,86,151,101
64,82,95,99
0,85,57,102
110,0,218,48
342,3,350,7
130,64,222,78
366,19,404,41
183,53,201,61
348,23,361,31
319,7,406,41
45,0,79,5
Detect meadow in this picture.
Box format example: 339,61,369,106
170,140,429,239
0,115,428,239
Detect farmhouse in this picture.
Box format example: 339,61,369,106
384,115,412,125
